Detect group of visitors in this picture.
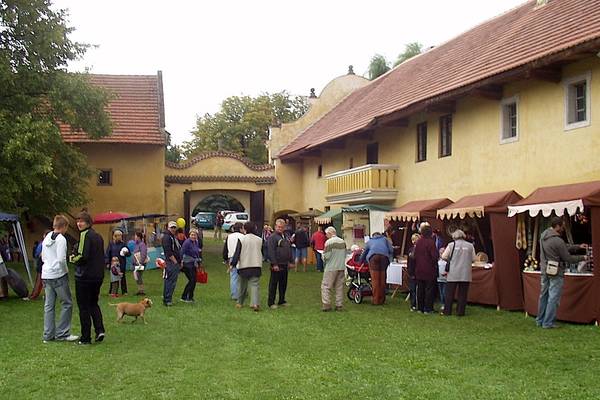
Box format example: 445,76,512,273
0,233,20,262
40,212,105,345
224,219,293,310
161,221,203,306
406,224,477,316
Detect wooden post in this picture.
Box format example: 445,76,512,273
400,221,408,256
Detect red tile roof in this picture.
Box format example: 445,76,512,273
279,0,600,159
61,73,166,145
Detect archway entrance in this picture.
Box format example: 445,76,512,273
192,194,245,215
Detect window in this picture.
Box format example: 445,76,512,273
416,122,427,162
439,115,452,157
366,142,379,164
98,169,112,186
317,164,322,178
349,157,354,169
564,72,591,131
500,96,519,143
324,206,331,212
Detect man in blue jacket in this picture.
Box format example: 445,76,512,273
359,232,393,305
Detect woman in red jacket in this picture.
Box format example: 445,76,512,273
413,224,439,314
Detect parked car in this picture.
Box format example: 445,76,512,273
193,212,216,229
222,212,249,232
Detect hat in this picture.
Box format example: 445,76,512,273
168,221,177,228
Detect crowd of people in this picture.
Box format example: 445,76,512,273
26,211,587,345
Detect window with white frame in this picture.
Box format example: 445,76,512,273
564,72,591,130
500,96,519,143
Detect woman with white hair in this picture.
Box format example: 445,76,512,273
441,229,477,316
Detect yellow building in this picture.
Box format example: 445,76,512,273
274,0,600,220
60,73,167,241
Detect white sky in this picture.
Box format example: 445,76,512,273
53,0,527,145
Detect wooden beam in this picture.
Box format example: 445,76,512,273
381,118,409,128
354,130,374,141
525,66,562,83
322,139,345,149
302,149,321,157
426,101,456,114
472,84,503,100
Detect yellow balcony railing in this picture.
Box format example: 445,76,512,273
324,164,399,204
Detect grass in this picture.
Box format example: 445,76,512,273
1,238,599,399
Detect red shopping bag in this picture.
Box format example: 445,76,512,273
196,267,208,284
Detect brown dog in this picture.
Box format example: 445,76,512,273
109,297,153,324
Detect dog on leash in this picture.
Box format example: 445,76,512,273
109,297,153,324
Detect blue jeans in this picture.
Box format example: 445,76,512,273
230,267,239,300
536,273,564,328
437,281,446,305
315,250,324,272
163,262,180,304
43,274,73,341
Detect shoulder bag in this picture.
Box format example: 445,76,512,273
445,241,456,273
539,237,559,276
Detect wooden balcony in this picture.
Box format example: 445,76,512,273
325,164,399,204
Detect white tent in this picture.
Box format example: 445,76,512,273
0,212,33,286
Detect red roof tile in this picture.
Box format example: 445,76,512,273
279,0,600,158
61,74,166,145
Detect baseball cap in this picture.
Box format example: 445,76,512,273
168,221,177,228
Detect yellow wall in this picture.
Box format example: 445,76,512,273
287,56,600,210
73,143,165,241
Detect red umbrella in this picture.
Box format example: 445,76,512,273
93,211,131,224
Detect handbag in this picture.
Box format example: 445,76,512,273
546,260,559,276
196,267,208,284
540,237,560,276
445,241,456,272
133,253,145,271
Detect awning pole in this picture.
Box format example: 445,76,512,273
400,221,408,256
14,222,33,287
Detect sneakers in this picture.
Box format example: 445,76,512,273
42,339,53,344
251,305,260,312
163,302,173,307
279,302,290,307
322,304,332,312
95,332,105,342
180,299,194,303
77,340,91,345
235,303,243,309
269,304,278,310
335,306,343,312
56,335,79,342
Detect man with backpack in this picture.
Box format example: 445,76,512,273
266,219,293,309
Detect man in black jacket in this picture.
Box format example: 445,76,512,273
70,211,105,345
162,221,182,306
266,219,294,309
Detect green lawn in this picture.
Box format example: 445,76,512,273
1,239,599,399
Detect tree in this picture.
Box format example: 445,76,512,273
394,42,423,67
165,132,182,163
183,91,309,164
368,54,390,80
0,0,113,216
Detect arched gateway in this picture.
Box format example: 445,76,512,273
164,151,276,229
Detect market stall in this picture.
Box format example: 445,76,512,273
314,209,343,234
386,198,453,257
437,190,523,310
0,212,32,287
340,204,391,249
508,180,600,324
289,209,323,265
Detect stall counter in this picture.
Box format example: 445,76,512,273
522,270,598,324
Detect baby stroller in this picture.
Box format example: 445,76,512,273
345,248,372,304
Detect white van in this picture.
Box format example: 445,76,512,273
222,212,249,231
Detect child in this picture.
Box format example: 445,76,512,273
437,247,447,311
109,256,123,298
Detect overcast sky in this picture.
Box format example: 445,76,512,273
53,0,527,145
